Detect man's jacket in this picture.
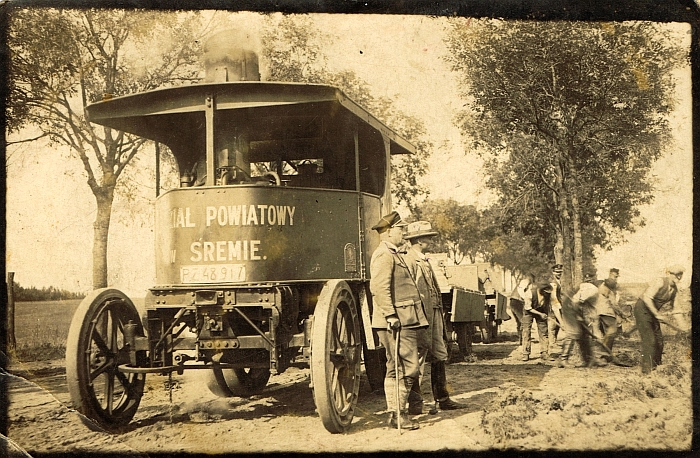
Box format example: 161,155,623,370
402,248,443,310
370,241,428,329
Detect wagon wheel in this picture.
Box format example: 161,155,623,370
206,366,271,397
311,280,361,433
66,288,145,430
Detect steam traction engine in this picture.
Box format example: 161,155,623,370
65,81,414,433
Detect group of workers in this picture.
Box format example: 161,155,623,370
514,262,684,373
368,210,686,430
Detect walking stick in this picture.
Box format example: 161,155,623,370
394,326,401,434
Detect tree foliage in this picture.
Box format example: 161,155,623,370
416,199,484,264
446,19,684,289
8,8,211,288
261,14,430,213
487,231,551,285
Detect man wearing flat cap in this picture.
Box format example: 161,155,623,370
634,265,684,374
369,211,429,430
519,275,552,362
402,221,466,414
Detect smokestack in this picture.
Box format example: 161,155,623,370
202,29,261,82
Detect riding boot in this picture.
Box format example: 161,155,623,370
431,361,467,410
396,378,419,429
431,361,449,402
384,377,419,429
400,377,413,414
384,378,397,413
408,378,424,415
387,411,419,430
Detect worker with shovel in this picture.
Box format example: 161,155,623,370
634,265,684,374
369,212,429,431
556,273,608,368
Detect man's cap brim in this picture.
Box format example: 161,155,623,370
404,231,438,239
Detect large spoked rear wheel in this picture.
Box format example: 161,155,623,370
66,288,145,430
206,366,271,397
311,280,361,433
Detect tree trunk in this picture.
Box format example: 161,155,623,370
7,272,16,354
553,159,574,293
553,229,564,265
570,192,583,287
92,189,115,289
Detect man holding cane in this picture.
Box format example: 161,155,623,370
370,212,429,430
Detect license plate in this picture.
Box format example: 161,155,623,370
180,264,246,283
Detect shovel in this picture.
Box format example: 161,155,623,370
623,319,689,338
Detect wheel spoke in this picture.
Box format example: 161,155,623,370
89,360,113,381
114,370,132,393
114,371,141,407
91,327,111,356
104,373,114,414
331,365,350,414
110,310,118,353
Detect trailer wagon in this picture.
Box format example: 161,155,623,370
429,260,510,357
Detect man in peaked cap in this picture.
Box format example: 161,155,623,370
634,265,684,374
402,221,467,414
369,211,429,430
596,268,622,361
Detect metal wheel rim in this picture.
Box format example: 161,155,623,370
326,287,361,421
84,298,143,417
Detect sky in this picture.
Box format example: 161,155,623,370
4,13,693,294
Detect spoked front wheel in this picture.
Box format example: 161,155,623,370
311,280,362,433
66,288,145,430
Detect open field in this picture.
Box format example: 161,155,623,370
13,300,81,346
11,298,146,361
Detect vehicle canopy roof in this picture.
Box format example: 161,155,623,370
87,81,414,156
86,82,415,193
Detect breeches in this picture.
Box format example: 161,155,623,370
547,313,561,353
418,307,449,363
378,327,421,381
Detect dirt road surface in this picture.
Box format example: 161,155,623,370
4,314,693,455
